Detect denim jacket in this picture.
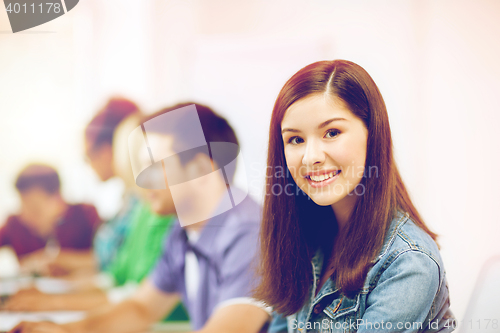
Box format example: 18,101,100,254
269,212,456,333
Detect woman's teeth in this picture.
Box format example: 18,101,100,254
309,171,340,182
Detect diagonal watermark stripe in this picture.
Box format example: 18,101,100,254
128,104,249,227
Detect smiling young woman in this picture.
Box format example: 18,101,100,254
255,60,456,332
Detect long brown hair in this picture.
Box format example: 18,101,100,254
254,60,437,316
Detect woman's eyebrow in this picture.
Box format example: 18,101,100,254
281,118,346,134
281,128,300,134
318,117,346,129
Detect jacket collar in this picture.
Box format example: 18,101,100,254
372,211,409,264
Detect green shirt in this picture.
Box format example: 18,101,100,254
106,202,173,285
106,202,189,321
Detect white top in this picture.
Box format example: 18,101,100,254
185,229,201,304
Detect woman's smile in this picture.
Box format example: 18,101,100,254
304,169,341,188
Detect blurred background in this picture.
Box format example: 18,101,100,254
1,0,499,326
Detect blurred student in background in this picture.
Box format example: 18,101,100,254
9,103,269,333
0,163,100,274
3,101,188,321
7,98,141,277
84,97,141,273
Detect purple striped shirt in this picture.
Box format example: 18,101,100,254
150,195,262,330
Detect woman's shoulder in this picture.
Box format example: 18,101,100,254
378,212,441,262
359,213,455,331
366,212,445,290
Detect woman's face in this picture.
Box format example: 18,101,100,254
281,94,368,210
84,139,115,182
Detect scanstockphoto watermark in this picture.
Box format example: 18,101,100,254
3,0,80,33
259,165,379,197
267,179,367,197
291,318,455,331
265,164,378,180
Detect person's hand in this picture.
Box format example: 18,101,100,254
46,262,71,277
20,251,74,277
19,250,51,276
8,321,69,333
45,250,96,277
3,288,59,312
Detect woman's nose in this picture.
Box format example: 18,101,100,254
302,141,325,166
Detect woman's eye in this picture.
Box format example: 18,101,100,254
287,136,304,145
325,129,340,139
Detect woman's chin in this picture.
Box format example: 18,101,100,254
306,193,340,207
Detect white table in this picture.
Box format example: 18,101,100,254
0,310,86,331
